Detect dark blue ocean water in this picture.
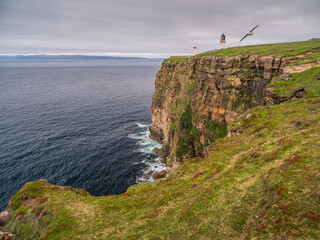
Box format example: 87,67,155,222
0,59,164,211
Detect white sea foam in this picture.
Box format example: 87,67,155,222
136,122,149,128
129,123,165,182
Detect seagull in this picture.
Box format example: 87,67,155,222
240,24,259,42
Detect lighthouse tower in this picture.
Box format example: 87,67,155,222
220,33,226,49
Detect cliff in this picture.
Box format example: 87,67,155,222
1,41,320,239
150,41,320,168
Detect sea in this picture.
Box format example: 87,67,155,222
0,59,166,211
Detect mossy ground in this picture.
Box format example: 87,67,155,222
270,67,320,99
4,97,320,239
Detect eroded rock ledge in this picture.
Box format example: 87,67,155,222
150,54,293,167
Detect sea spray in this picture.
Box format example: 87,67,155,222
128,123,166,182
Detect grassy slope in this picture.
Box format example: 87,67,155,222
166,41,320,62
5,97,320,239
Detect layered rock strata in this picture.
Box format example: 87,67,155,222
150,55,290,168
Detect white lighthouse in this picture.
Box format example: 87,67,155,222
193,47,199,55
220,33,226,49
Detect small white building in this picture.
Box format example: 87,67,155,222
193,47,199,55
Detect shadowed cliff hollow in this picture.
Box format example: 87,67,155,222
1,41,320,239
150,41,320,168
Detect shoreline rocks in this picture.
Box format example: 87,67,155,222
0,211,10,227
152,170,167,180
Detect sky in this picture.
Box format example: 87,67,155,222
0,0,319,58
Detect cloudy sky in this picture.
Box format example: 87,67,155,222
0,0,319,57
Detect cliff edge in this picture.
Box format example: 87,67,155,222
150,41,320,168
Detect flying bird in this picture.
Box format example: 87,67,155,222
240,24,259,42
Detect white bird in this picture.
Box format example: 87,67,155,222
240,24,259,42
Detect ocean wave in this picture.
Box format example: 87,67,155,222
136,122,149,128
129,123,165,182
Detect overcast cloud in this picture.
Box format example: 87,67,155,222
0,0,319,57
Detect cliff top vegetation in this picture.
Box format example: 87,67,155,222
166,40,320,62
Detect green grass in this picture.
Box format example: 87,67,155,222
200,41,320,57
164,57,189,62
286,50,320,66
165,41,320,62
207,121,227,139
4,97,320,239
270,67,320,99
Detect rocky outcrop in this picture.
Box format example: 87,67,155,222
152,170,168,180
0,231,13,240
0,211,10,227
0,211,12,240
150,54,289,167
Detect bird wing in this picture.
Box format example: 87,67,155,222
240,33,249,42
250,24,259,33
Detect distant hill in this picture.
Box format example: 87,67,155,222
0,55,162,61
309,38,320,41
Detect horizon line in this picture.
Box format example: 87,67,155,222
0,52,191,58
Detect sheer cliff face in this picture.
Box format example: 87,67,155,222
150,55,287,167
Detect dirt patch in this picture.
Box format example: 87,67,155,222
239,176,257,191
283,62,320,74
69,202,95,217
